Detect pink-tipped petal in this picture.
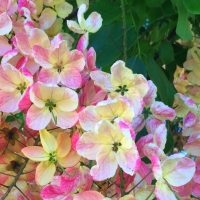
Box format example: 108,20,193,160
77,32,89,53
153,124,167,150
60,67,82,89
29,28,51,48
38,68,60,85
151,101,176,121
26,105,51,130
74,191,104,200
0,12,12,35
0,90,21,112
85,12,102,33
32,45,53,68
90,147,118,181
54,109,78,129
0,36,12,56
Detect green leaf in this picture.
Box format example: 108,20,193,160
183,0,200,14
146,0,166,7
5,112,25,130
5,112,24,123
126,57,147,77
145,56,176,106
172,43,188,67
86,0,121,27
159,41,174,64
164,121,174,153
89,23,137,68
172,0,193,40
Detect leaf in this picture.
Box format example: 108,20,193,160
159,41,174,64
172,43,188,67
145,56,176,106
164,121,174,153
146,0,166,7
86,0,121,27
172,0,192,41
89,23,137,68
5,112,25,130
126,57,147,77
5,112,24,123
183,0,200,14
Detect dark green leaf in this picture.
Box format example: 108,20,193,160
126,57,147,77
145,56,176,106
146,0,166,7
86,0,121,27
164,121,174,153
183,0,200,14
89,23,137,68
5,112,24,123
159,41,174,64
172,43,188,67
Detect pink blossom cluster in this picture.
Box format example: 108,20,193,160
0,0,198,199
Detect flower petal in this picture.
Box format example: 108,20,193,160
56,132,71,158
21,146,49,161
40,129,57,153
54,109,78,129
39,8,57,30
26,105,51,130
0,12,12,35
60,67,82,89
57,149,81,168
90,147,118,181
36,161,56,185
85,12,102,33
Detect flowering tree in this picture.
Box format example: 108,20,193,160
0,0,200,199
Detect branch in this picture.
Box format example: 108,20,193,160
1,136,40,199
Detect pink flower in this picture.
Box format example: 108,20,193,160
76,120,140,180
26,82,78,130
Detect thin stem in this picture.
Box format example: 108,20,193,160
126,170,152,194
15,185,29,200
22,169,35,174
16,139,27,147
120,168,126,196
0,183,8,188
57,162,76,177
1,142,9,155
0,145,26,159
120,0,127,62
0,172,15,177
145,187,155,200
1,136,40,199
164,179,180,200
1,158,29,199
47,127,60,131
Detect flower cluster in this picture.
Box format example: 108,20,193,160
0,0,198,199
